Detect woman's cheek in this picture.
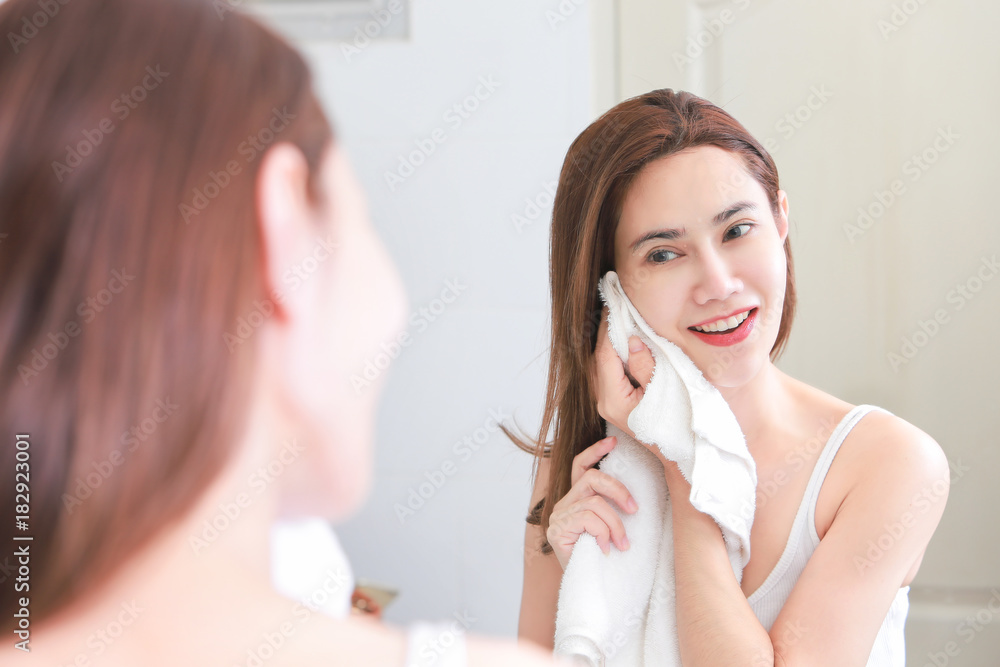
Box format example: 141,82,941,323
635,276,685,342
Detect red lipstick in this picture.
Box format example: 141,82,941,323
688,308,757,347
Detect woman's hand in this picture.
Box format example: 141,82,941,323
546,436,639,571
591,307,655,440
591,306,687,487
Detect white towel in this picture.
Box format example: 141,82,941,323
553,270,758,666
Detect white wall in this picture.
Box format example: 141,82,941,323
277,0,593,637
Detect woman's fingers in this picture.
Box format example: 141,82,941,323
592,308,648,435
564,467,637,516
574,495,630,550
625,335,655,389
548,432,642,569
548,499,627,561
570,436,617,485
548,509,612,561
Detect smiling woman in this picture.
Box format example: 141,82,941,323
513,89,950,666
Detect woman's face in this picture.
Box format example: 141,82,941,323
612,145,789,387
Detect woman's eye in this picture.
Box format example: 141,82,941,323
726,222,753,240
648,249,678,264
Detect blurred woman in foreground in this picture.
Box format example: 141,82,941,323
0,0,556,664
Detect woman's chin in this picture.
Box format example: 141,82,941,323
698,351,765,389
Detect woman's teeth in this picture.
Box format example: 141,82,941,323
692,309,750,333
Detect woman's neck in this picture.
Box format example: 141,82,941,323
716,361,796,457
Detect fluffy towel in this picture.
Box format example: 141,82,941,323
553,270,758,666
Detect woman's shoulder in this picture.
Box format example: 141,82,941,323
848,404,950,485
790,378,949,486
400,621,559,667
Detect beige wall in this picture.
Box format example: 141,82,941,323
598,0,1000,663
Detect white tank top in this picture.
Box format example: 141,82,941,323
745,404,909,665
402,621,468,667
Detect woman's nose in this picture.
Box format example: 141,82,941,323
692,247,743,305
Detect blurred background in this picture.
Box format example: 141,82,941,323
246,1,998,664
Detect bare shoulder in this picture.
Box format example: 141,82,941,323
847,408,951,488
789,375,951,487
276,614,408,666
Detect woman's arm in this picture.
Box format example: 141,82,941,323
763,413,949,666
664,463,775,665
518,455,562,650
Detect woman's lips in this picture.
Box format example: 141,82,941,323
688,307,758,347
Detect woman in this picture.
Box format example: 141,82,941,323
516,89,950,665
0,0,557,664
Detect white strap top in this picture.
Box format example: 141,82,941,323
402,621,468,667
745,404,910,666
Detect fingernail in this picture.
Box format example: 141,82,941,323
621,535,630,550
604,436,617,447
628,337,644,353
627,497,638,512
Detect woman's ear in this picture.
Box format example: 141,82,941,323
776,189,790,244
255,142,317,325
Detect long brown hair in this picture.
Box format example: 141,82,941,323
0,0,332,625
507,89,796,553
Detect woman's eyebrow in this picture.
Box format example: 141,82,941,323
629,200,760,253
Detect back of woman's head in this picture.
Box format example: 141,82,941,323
0,0,332,625
521,89,796,550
